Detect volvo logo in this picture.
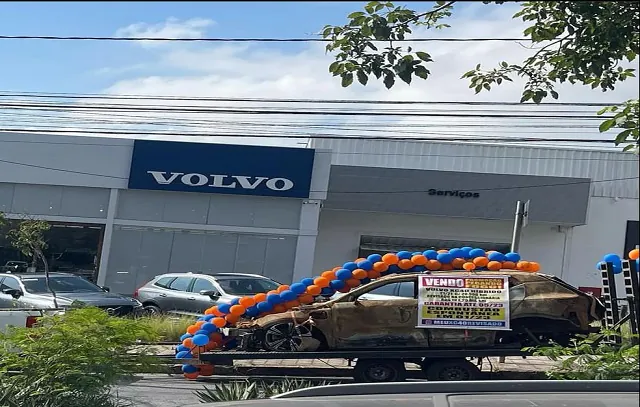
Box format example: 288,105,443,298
147,171,295,192
105,307,120,316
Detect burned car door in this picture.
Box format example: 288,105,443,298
329,279,429,349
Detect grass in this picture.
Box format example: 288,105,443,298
133,314,196,342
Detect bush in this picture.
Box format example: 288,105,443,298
525,331,639,380
0,307,157,407
194,379,337,402
135,314,195,342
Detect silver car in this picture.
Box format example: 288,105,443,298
134,272,282,316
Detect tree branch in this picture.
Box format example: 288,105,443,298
390,0,456,28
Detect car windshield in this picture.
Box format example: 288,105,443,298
21,276,103,294
216,277,281,295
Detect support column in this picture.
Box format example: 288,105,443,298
291,199,322,283
96,188,119,286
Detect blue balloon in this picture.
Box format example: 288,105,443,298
357,260,373,270
217,303,231,315
603,253,622,267
469,248,486,258
387,264,400,274
412,251,423,256
488,252,506,262
195,329,209,337
301,278,315,286
613,264,623,275
460,246,473,258
280,290,297,302
360,278,371,285
266,293,282,305
201,323,218,333
197,316,206,321
336,268,353,280
192,334,210,346
182,364,197,374
202,314,214,321
320,287,335,296
449,248,465,258
290,283,306,295
423,250,438,260
176,351,193,359
412,265,427,272
397,251,412,260
367,253,382,263
257,301,273,312
343,262,358,271
437,253,453,264
505,252,521,263
596,261,606,270
330,279,346,290
180,333,193,341
245,306,259,317
176,345,189,353
229,298,240,306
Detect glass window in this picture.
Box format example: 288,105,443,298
154,277,175,289
1,277,21,291
397,282,416,298
216,277,280,295
168,277,193,292
22,276,102,294
365,282,398,297
192,278,216,293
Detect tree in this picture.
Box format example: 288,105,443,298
322,1,640,152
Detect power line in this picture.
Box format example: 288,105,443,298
0,91,621,107
0,35,532,42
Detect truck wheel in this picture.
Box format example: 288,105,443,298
353,359,406,383
425,358,481,381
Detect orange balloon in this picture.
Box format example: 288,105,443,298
195,320,206,328
382,253,399,265
182,337,194,348
440,263,453,271
529,261,541,272
346,278,361,288
186,325,199,335
338,287,351,293
373,261,389,272
276,285,290,293
426,260,442,271
487,261,502,271
211,306,225,317
332,266,342,272
273,304,287,313
451,258,466,269
487,250,496,255
285,300,300,309
502,261,517,270
473,257,489,267
267,290,279,296
352,269,367,279
229,305,246,316
437,249,449,254
629,249,639,261
517,261,530,271
306,285,322,296
212,317,227,328
184,372,199,380
199,364,215,376
355,257,367,263
299,294,315,304
411,254,428,265
398,259,414,270
367,270,381,279
463,262,476,271
321,270,337,280
204,307,215,315
314,276,331,288
204,341,219,351
253,293,267,303
239,296,256,308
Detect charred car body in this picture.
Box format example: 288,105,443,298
229,271,605,352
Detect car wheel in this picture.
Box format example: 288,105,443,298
353,359,406,383
143,304,162,315
425,358,481,381
263,322,313,351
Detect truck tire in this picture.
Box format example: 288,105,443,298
353,359,406,383
424,358,481,381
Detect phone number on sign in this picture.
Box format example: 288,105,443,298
422,319,507,327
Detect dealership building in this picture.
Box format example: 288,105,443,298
0,131,637,294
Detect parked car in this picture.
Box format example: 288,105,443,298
231,271,605,352
134,272,283,316
1,261,29,273
0,272,143,316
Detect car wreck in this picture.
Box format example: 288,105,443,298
229,271,605,352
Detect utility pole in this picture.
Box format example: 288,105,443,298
510,200,529,252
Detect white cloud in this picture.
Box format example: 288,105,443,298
115,17,215,48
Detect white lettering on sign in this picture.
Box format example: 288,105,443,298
146,171,294,192
423,278,465,288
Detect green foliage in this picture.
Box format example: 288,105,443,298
194,379,337,402
524,332,640,380
0,307,158,407
135,314,195,342
597,99,639,153
324,1,639,150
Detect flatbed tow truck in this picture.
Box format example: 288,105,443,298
197,344,532,382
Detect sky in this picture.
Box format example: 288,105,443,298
0,1,638,147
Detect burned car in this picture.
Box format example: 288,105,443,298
230,271,605,352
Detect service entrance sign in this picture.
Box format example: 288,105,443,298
417,275,510,330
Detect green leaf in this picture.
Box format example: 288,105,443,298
356,70,369,85
328,61,340,73
599,118,616,133
501,61,508,68
416,51,432,62
348,11,366,19
383,73,395,89
341,72,354,87
550,90,559,99
414,65,429,79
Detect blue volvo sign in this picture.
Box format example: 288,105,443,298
128,140,315,198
